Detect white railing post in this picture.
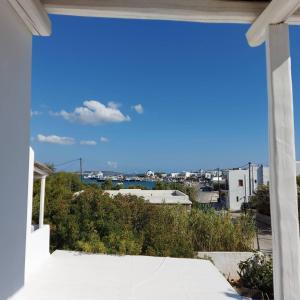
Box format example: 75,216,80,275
266,23,300,300
39,176,46,228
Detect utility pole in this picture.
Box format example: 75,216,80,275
80,157,83,182
217,168,221,202
244,174,247,214
248,162,252,197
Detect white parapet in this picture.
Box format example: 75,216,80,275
25,225,51,279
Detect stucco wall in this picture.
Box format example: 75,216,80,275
0,2,32,299
198,252,253,280
25,226,50,278
227,170,249,211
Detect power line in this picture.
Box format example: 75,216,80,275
54,157,84,182
54,158,81,168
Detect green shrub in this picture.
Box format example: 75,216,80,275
189,209,255,251
33,172,256,257
238,252,273,299
251,181,300,218
250,185,271,216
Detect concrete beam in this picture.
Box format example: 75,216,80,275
42,0,300,26
42,0,268,24
9,0,51,36
247,0,300,47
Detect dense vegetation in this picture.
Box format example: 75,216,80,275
251,177,300,217
32,173,256,256
238,252,273,299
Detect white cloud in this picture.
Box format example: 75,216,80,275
80,140,97,146
108,101,121,109
100,136,109,143
52,100,130,125
31,110,42,117
107,161,118,169
132,104,144,114
37,134,75,145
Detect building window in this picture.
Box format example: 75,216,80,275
238,179,243,187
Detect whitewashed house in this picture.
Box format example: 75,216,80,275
1,1,300,300
225,162,299,210
106,189,192,209
225,168,252,211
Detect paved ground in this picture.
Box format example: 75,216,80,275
254,219,272,255
13,250,244,300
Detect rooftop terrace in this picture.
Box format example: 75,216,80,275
12,250,243,300
106,189,192,205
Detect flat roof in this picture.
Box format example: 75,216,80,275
106,189,192,205
13,250,242,300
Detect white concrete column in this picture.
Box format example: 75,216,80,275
0,2,33,299
39,176,46,228
266,23,300,300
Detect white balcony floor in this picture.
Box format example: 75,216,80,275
14,250,243,300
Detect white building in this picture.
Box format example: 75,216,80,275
257,162,300,187
1,1,300,299
181,171,192,178
106,189,192,209
211,176,225,183
225,169,249,211
145,170,155,177
170,172,180,178
257,165,270,186
204,172,212,180
225,162,300,211
225,166,259,211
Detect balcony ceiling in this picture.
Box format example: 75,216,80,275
41,0,300,25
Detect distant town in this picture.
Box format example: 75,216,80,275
79,162,300,212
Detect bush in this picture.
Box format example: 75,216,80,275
238,252,273,299
251,185,271,216
251,180,300,218
189,209,255,251
33,172,256,256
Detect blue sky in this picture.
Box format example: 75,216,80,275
31,15,300,173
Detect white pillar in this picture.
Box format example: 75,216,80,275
0,2,33,299
39,176,46,228
266,23,300,300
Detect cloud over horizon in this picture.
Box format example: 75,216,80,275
107,161,118,169
132,104,144,114
37,134,75,145
100,136,109,143
80,140,97,146
52,100,131,125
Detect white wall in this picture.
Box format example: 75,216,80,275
226,166,261,211
25,148,35,279
0,2,32,299
226,169,249,211
257,165,270,185
25,225,50,278
198,252,253,280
